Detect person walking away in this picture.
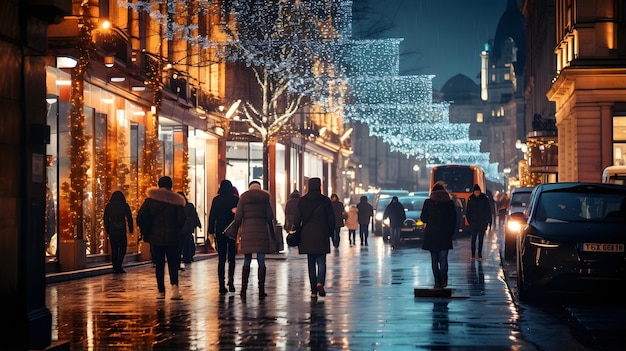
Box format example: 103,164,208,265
345,205,359,245
356,195,373,245
103,190,133,273
137,176,186,300
420,182,457,288
330,193,348,248
177,192,201,270
207,179,240,294
294,177,335,298
495,191,510,229
465,184,492,260
383,196,406,250
284,190,300,234
235,181,275,299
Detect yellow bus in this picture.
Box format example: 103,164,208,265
429,164,486,231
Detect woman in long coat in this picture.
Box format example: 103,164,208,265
234,181,275,299
420,182,457,289
294,178,335,298
103,190,133,273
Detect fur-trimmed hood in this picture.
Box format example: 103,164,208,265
146,187,186,206
430,189,452,203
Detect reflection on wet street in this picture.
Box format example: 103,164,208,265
48,230,541,350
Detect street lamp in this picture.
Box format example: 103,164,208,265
503,167,511,192
413,164,420,191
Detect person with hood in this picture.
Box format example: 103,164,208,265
383,196,406,250
136,176,186,300
465,184,492,259
283,189,300,234
420,182,457,289
330,193,348,248
294,178,335,298
208,179,240,295
356,195,373,245
235,181,275,299
177,191,201,270
345,205,359,245
103,190,134,274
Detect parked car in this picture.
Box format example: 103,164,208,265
373,189,409,236
503,187,534,261
516,182,626,301
381,194,428,242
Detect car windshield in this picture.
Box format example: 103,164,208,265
536,192,626,222
398,196,427,211
511,192,531,207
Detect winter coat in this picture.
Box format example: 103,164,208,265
207,193,239,238
420,189,457,251
331,200,348,228
103,190,133,236
234,188,275,254
466,192,492,231
345,206,359,231
356,199,373,225
180,202,201,235
295,190,335,255
136,187,185,246
283,191,300,232
383,199,406,228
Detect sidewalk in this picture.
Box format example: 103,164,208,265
46,230,543,350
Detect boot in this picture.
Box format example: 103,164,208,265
219,281,228,295
171,284,183,300
240,266,250,298
228,262,236,292
258,267,267,299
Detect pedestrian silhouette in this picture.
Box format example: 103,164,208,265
103,190,133,274
284,189,300,234
356,195,373,246
345,205,359,245
330,193,347,248
136,176,186,300
466,184,492,260
177,191,201,270
383,196,406,250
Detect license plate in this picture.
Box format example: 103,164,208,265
580,243,625,252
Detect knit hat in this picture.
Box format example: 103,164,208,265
158,176,173,189
432,184,445,192
473,184,481,191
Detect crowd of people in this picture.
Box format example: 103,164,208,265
103,175,513,300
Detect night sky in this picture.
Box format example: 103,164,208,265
352,0,509,90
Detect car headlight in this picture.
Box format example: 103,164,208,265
527,235,560,248
383,218,390,226
506,220,522,232
375,213,383,221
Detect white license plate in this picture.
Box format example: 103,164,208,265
580,243,625,252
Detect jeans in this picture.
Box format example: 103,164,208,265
216,234,237,281
359,223,369,244
332,227,341,247
389,226,401,247
307,254,326,293
470,229,486,256
348,229,356,244
429,249,449,285
243,253,266,268
151,244,180,292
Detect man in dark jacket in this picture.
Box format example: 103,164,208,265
420,183,457,288
137,176,186,300
295,178,335,298
465,184,492,260
356,195,373,245
330,193,347,249
207,179,239,295
383,196,406,250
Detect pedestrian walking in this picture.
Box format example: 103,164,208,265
103,190,133,274
345,205,359,245
495,191,510,229
294,177,335,298
235,180,275,299
284,189,300,233
383,196,406,249
420,182,457,289
465,184,492,260
207,179,240,295
177,192,201,270
356,195,373,245
136,176,186,300
330,193,347,248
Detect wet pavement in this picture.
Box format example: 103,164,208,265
45,230,587,350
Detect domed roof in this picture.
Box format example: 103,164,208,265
490,0,526,75
441,74,479,102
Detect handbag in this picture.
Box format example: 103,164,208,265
222,219,240,240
